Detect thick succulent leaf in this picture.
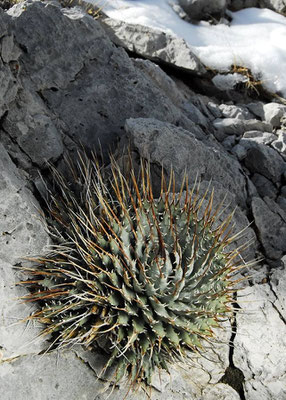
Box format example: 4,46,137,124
165,325,181,346
151,321,166,338
132,317,145,334
117,311,129,326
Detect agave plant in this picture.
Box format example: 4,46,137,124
20,151,244,389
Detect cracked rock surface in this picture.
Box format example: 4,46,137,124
0,0,286,399
234,262,286,400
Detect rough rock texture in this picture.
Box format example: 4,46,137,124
101,17,206,75
234,265,286,400
228,0,259,11
178,0,227,20
260,0,286,13
124,117,248,206
1,0,203,161
272,129,286,159
240,138,285,184
0,1,286,399
251,196,286,259
0,144,49,359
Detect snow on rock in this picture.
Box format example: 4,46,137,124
101,0,286,97
234,266,286,400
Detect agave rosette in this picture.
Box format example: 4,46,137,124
20,153,243,386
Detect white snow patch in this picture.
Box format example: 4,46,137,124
96,0,286,97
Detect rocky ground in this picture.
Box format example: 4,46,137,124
0,1,285,399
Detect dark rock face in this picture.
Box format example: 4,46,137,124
0,1,286,399
3,1,203,158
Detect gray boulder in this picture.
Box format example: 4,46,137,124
213,118,272,141
251,173,278,199
178,0,227,20
124,117,248,207
101,17,206,75
251,196,286,259
239,136,286,184
263,103,286,128
1,0,204,161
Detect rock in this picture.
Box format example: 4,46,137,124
263,103,286,128
207,101,222,119
0,27,20,118
222,135,236,150
251,196,286,259
178,0,227,20
218,104,253,120
242,130,276,145
3,0,208,156
213,118,272,141
2,90,64,166
228,0,286,13
228,0,259,11
202,383,240,400
231,143,248,160
277,185,286,212
125,117,248,208
260,0,286,13
251,173,278,199
0,352,103,400
246,101,265,120
239,137,285,183
101,17,206,74
0,144,49,358
271,130,286,159
234,268,286,400
183,101,210,128
132,59,185,108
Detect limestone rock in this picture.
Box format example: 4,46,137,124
260,0,286,13
213,118,272,141
0,0,202,158
218,104,253,120
178,0,227,20
263,102,286,128
2,90,64,166
242,130,277,145
125,117,248,207
0,352,102,400
234,267,286,400
251,173,278,199
202,383,240,400
101,17,206,74
228,0,259,11
0,144,49,358
0,28,20,118
240,137,285,183
251,196,286,259
246,101,265,119
271,129,286,159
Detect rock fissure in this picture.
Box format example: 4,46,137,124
220,294,246,400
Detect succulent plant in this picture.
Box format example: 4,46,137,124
20,152,243,389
